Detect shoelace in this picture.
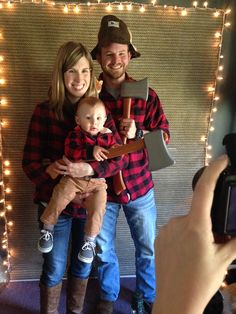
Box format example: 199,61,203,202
81,241,96,255
40,230,53,242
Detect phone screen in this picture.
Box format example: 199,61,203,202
226,186,236,233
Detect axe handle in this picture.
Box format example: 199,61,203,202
113,97,132,195
106,139,145,159
121,98,131,144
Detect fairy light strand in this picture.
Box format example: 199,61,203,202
0,26,12,282
203,7,231,166
0,124,11,278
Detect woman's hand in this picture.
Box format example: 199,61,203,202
62,156,94,178
153,155,236,314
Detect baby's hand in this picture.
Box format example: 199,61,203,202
93,146,109,161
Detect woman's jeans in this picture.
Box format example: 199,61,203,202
96,188,157,303
38,204,92,287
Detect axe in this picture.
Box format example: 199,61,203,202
113,78,149,195
106,129,175,171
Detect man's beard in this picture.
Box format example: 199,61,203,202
102,65,126,80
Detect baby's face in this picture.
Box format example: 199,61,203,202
76,103,107,136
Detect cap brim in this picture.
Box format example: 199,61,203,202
129,44,141,59
91,43,141,60
91,44,99,60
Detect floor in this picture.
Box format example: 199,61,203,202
0,277,136,314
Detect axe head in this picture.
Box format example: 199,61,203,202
144,130,175,171
121,78,148,100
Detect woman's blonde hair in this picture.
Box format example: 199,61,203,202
48,41,97,120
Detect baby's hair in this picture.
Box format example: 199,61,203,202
76,96,105,113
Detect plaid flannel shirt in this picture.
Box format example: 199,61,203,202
64,125,119,161
98,73,170,204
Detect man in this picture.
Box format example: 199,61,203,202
91,15,170,314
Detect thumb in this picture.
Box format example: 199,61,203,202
220,238,236,264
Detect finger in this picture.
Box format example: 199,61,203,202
94,154,101,161
100,147,109,153
100,152,107,160
190,155,228,224
62,155,70,165
220,237,236,265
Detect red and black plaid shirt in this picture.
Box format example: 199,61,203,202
99,73,170,204
64,125,119,161
22,100,126,217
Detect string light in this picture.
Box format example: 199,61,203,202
73,5,80,13
127,3,132,11
5,187,11,194
118,2,123,10
181,8,187,16
63,4,68,13
0,98,7,106
139,5,145,13
4,160,10,167
6,204,12,211
106,3,112,11
7,1,13,8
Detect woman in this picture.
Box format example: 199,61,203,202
22,41,125,314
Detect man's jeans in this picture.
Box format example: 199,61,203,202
96,188,157,303
38,204,92,287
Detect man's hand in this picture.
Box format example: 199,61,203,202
62,156,94,178
45,159,66,179
119,118,136,139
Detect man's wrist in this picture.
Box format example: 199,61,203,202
135,128,144,139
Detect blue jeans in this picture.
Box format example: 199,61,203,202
96,188,157,303
38,204,92,287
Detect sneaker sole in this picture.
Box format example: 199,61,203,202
38,244,53,254
78,253,93,264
